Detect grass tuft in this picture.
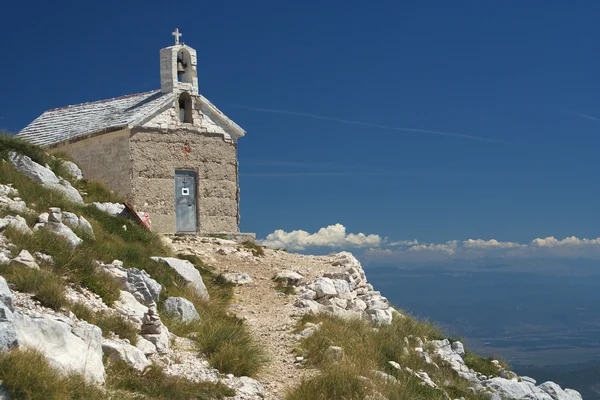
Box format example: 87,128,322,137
0,265,67,311
241,240,265,257
107,361,234,399
0,348,105,400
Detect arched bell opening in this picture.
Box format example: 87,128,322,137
178,92,193,123
176,48,192,84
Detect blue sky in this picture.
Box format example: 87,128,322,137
2,1,600,260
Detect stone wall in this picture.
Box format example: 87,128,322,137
129,127,239,234
50,129,131,198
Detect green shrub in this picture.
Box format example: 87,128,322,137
70,302,138,345
0,348,105,400
0,134,50,166
107,361,234,399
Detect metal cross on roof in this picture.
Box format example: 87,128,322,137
172,28,182,45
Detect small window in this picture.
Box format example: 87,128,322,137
178,92,193,123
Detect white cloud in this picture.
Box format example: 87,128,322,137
388,239,419,247
462,239,523,249
262,223,382,251
363,235,600,264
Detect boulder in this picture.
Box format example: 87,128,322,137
538,381,582,400
294,299,323,314
93,202,125,216
9,153,60,186
61,212,79,228
225,376,265,398
44,221,83,248
331,279,353,300
125,268,162,307
9,250,39,270
102,339,151,371
482,378,553,400
274,270,304,286
78,216,94,239
61,160,83,180
0,276,13,311
0,215,32,235
150,257,209,300
311,277,337,298
324,305,362,320
113,291,148,325
365,308,393,325
451,340,466,358
135,336,157,356
163,297,200,323
0,303,18,352
222,272,253,286
298,288,317,300
331,251,362,269
12,313,105,384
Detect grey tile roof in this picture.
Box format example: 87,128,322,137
17,90,174,146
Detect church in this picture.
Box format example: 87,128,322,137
18,29,246,235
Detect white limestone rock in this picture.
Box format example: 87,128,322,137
324,305,362,320
331,251,362,269
222,272,253,285
538,381,582,400
61,211,79,228
44,221,83,248
365,308,393,325
294,299,323,314
93,202,125,216
451,340,466,358
102,338,151,371
163,297,200,323
274,270,304,286
0,276,13,311
9,250,39,270
60,160,83,180
0,303,18,352
0,215,32,235
311,277,337,298
135,336,157,356
482,378,554,400
225,376,265,398
150,257,209,300
9,152,59,185
113,290,148,325
78,216,95,239
331,279,353,300
125,268,162,307
13,313,105,384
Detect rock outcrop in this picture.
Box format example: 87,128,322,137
294,251,395,325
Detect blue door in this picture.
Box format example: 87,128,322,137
175,170,197,233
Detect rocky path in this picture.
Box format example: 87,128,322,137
170,236,329,399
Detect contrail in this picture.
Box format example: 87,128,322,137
571,111,600,122
227,104,507,144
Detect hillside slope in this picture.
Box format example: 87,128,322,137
0,136,585,399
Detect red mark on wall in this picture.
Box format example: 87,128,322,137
183,141,191,162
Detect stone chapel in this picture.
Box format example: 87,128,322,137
18,29,245,235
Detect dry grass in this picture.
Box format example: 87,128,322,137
156,254,267,377
0,348,105,400
107,361,234,399
241,240,265,257
287,312,490,400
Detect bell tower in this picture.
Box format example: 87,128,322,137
160,28,199,95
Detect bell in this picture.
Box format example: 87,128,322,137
177,60,186,74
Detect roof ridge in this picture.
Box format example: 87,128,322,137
47,90,161,112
